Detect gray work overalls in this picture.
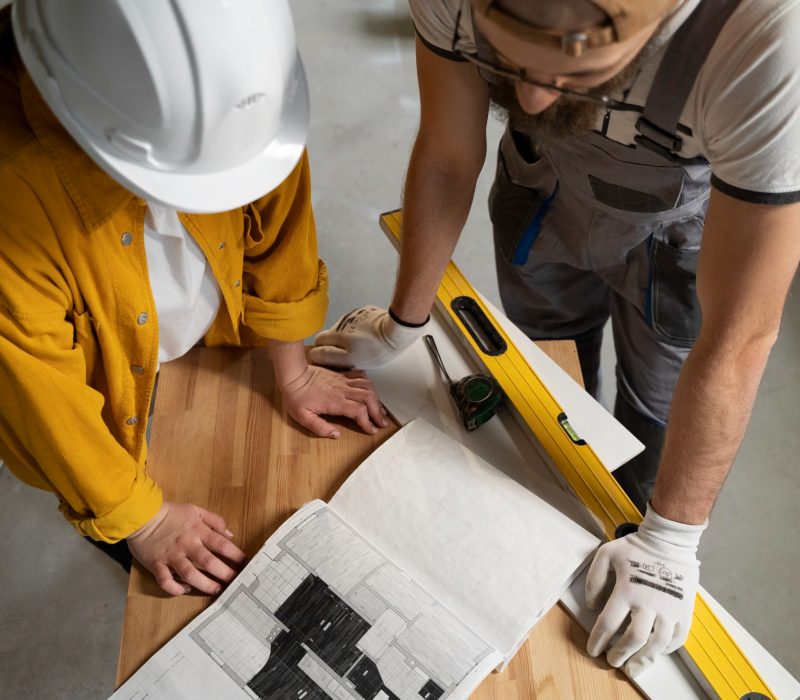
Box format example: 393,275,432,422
478,0,740,510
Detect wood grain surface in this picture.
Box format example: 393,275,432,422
115,342,641,699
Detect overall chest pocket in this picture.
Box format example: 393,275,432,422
551,133,709,346
648,215,705,347
489,130,558,265
562,132,711,216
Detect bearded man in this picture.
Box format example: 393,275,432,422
311,0,800,676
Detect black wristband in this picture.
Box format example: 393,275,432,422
388,307,430,328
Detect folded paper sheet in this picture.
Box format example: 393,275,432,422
330,419,599,661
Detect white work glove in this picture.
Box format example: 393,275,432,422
585,503,707,678
310,305,428,370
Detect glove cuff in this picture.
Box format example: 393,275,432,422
383,310,429,350
388,306,430,328
639,502,708,555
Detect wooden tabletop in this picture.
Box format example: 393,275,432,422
115,343,641,699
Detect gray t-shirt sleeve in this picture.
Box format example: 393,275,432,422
408,0,476,59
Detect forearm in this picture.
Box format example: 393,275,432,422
651,334,775,524
391,140,482,324
266,338,307,387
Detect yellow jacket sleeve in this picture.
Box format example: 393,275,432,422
239,151,329,343
0,178,162,543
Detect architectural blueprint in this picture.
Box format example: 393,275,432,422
112,420,600,700
111,500,501,700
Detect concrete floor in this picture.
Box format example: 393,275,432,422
0,1,798,698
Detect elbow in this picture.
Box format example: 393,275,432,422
694,319,780,369
432,151,486,192
411,133,486,187
460,139,487,180
737,326,780,369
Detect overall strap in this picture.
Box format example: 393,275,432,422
636,0,744,158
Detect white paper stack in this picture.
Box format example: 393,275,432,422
331,418,599,665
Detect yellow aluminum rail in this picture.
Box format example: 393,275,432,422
380,209,775,700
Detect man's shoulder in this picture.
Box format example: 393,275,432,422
692,0,800,200
695,0,800,123
409,0,475,57
729,0,800,30
711,0,800,56
408,0,462,25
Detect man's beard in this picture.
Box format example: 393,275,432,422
490,81,602,138
487,45,650,140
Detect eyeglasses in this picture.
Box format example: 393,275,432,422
451,9,644,114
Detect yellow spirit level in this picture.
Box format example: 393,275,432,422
380,209,775,700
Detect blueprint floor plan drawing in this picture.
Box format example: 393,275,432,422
112,501,501,700
111,420,598,700
190,503,498,699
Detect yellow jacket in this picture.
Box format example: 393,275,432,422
0,57,328,542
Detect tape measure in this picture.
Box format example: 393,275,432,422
424,334,504,431
379,209,776,700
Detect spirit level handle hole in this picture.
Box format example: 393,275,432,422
451,296,507,357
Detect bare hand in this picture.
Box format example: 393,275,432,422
280,365,388,437
127,501,247,596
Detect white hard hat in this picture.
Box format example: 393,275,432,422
12,0,309,213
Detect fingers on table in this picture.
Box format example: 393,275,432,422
197,508,237,541
197,506,228,535
153,562,191,596
147,512,247,597
341,372,387,425
296,409,340,438
202,529,246,566
335,399,377,434
295,403,384,439
344,387,387,427
156,543,245,596
171,555,225,596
